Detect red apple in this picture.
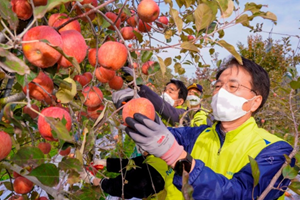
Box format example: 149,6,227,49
118,9,127,22
22,26,63,68
0,131,12,161
83,72,93,82
122,98,155,127
38,107,72,141
13,171,21,178
49,13,81,33
132,62,138,69
138,20,152,32
56,102,70,113
22,71,54,102
13,176,34,194
98,41,128,71
137,0,160,23
126,15,138,27
87,104,104,119
128,43,132,48
23,104,40,119
187,35,195,41
141,61,155,75
95,67,115,83
59,146,71,156
73,74,89,87
38,142,51,154
156,16,168,28
108,76,123,90
33,0,47,6
58,30,87,68
88,48,97,67
75,0,98,22
121,27,135,40
105,12,121,30
82,86,103,108
11,0,33,21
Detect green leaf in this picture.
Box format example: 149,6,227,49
12,147,44,166
290,80,300,90
130,51,137,59
170,8,183,33
15,71,37,87
56,77,77,103
157,56,166,78
73,187,100,199
194,4,214,32
178,67,185,75
244,3,262,14
0,0,18,30
248,156,260,187
164,57,172,67
141,51,153,63
236,14,250,27
3,104,24,131
209,48,215,55
289,182,300,195
34,0,82,19
175,0,184,8
148,62,160,74
220,0,233,19
44,116,74,142
59,157,83,172
41,40,81,74
282,165,298,179
136,77,143,85
0,47,30,75
218,40,242,64
28,163,59,187
261,11,277,21
133,30,143,43
181,42,199,52
174,63,181,73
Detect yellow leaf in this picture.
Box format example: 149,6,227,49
157,56,166,78
194,4,213,32
220,0,234,18
218,40,242,65
170,8,183,33
56,77,77,104
181,41,199,52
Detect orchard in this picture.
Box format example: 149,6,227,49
0,0,299,199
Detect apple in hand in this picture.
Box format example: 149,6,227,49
122,98,155,127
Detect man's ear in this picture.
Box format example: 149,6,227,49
250,95,263,112
177,98,184,106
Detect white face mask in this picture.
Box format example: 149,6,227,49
161,92,175,106
186,95,201,106
211,88,256,121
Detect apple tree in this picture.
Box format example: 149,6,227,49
0,0,294,199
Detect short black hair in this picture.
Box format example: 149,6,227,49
166,79,188,101
216,56,270,113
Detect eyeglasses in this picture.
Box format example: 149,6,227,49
213,80,257,95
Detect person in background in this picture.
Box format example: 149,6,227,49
113,78,188,126
185,83,214,127
124,56,293,200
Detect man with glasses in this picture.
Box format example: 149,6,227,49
124,56,293,199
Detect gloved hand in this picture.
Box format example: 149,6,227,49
112,88,138,109
125,113,184,165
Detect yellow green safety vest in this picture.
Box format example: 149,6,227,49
190,106,212,127
164,117,284,200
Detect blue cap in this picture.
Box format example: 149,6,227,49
187,83,203,93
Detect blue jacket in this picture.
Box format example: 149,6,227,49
168,118,293,200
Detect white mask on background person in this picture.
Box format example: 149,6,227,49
161,92,175,106
211,88,256,121
186,95,201,106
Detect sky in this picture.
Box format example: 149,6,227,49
155,0,300,78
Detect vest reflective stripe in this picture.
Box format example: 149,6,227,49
165,117,284,199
